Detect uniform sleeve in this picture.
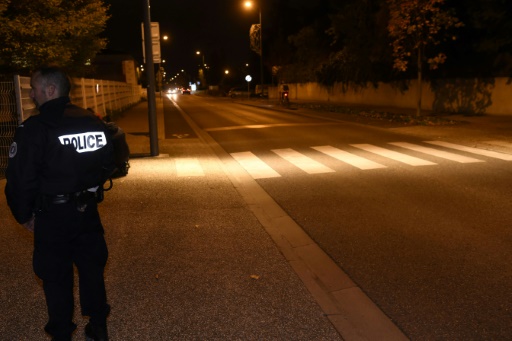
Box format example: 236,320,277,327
4,120,45,224
101,123,116,182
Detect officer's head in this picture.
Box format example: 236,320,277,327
30,67,71,108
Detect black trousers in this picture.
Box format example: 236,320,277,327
33,199,110,339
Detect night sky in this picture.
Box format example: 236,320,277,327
102,0,262,77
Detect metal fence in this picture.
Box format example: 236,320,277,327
0,77,19,179
0,75,142,179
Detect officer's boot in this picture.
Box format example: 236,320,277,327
84,323,108,341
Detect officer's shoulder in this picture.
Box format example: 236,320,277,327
66,103,88,114
20,114,42,128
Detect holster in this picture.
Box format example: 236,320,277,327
74,191,95,212
96,186,104,203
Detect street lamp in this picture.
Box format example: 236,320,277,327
244,0,264,94
196,51,207,87
196,51,205,66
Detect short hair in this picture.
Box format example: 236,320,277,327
32,66,71,96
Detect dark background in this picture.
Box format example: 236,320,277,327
101,0,320,86
102,1,263,77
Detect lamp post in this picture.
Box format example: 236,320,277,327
244,1,264,94
143,0,159,156
196,51,207,87
196,51,205,66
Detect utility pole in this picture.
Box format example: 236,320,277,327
143,0,159,156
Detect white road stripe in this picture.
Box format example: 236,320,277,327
272,148,336,174
425,141,512,161
230,151,281,179
483,140,512,149
389,142,484,163
312,145,386,170
175,158,205,177
351,144,436,166
205,122,339,132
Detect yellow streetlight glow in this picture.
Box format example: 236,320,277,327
243,0,264,90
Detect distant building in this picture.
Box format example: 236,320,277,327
92,51,139,84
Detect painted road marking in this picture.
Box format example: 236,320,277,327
272,148,336,174
230,151,281,179
312,145,386,170
483,140,512,149
224,141,511,180
426,141,512,161
175,158,205,177
205,122,339,132
389,142,484,163
351,144,437,166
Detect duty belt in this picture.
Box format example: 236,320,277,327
47,188,98,212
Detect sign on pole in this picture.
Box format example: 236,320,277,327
141,22,161,63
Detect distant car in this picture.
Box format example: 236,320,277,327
181,87,191,95
228,87,250,98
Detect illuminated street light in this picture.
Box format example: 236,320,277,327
243,0,264,93
196,50,205,66
196,51,207,87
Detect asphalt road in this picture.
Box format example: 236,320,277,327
171,95,512,340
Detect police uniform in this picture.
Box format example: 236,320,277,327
5,95,115,340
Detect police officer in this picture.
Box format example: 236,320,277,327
5,67,115,341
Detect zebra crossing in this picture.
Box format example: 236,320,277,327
167,141,512,179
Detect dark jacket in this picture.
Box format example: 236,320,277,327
5,96,115,224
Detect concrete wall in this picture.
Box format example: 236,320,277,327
270,77,512,115
13,75,142,122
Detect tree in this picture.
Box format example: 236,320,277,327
387,0,463,116
0,0,109,75
459,0,512,76
265,0,333,84
320,0,392,88
284,23,330,83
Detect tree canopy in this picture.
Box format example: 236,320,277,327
386,0,463,115
387,0,463,73
0,0,109,75
263,0,512,87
